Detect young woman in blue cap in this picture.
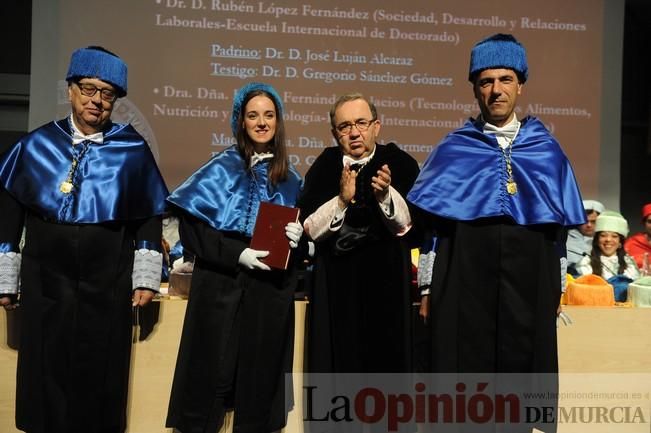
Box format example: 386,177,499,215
166,82,303,433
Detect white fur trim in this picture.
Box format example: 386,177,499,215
0,252,21,295
560,256,568,293
417,250,436,288
132,249,162,291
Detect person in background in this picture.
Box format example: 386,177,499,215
165,82,303,433
298,93,420,374
408,34,585,433
566,200,605,275
0,46,168,433
624,202,651,273
577,211,640,281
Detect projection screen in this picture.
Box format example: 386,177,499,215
29,0,624,202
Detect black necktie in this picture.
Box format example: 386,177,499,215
349,163,363,172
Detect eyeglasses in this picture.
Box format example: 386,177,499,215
335,118,376,135
75,82,118,102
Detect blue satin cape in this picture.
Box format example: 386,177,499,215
0,119,168,223
167,145,303,237
407,117,585,226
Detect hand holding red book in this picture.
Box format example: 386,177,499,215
250,202,300,270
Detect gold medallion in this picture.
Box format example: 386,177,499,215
59,181,73,194
506,180,518,195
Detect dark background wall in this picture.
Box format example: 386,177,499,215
0,1,31,154
0,1,30,74
621,0,651,234
0,0,649,228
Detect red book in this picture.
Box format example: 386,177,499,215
250,202,300,270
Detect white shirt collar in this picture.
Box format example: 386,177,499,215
69,114,104,145
342,145,377,170
250,151,274,168
481,115,521,149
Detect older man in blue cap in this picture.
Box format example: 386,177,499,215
409,34,585,432
0,46,168,433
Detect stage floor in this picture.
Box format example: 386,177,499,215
1,302,649,432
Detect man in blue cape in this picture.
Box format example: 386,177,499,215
408,34,585,433
0,46,168,433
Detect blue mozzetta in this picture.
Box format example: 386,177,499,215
0,119,168,223
408,117,585,226
167,145,302,237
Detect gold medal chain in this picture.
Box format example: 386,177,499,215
499,138,517,195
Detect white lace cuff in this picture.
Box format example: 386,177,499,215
377,187,412,236
560,256,568,293
132,249,162,292
378,191,394,217
331,205,347,230
304,196,344,241
417,250,436,288
0,252,21,295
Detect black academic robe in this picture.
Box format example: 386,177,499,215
0,118,167,433
165,212,297,433
425,217,563,374
0,190,161,433
406,117,586,433
413,217,562,433
298,143,420,373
